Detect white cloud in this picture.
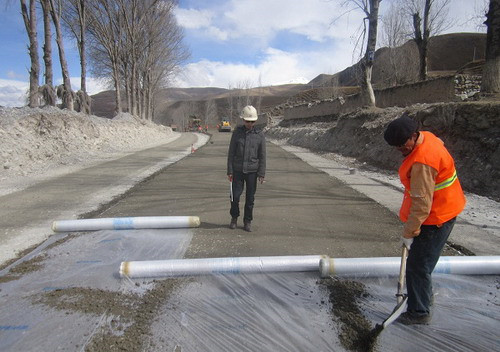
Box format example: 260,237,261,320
172,0,483,89
67,77,110,95
7,70,25,80
172,42,355,88
223,0,363,42
175,8,213,29
0,79,28,107
175,7,229,40
0,77,109,107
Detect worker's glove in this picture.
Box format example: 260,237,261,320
401,237,414,250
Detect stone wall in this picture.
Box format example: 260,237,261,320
284,75,482,120
455,74,482,99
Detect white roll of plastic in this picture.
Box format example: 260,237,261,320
120,255,327,278
52,216,201,232
120,255,500,279
319,255,500,278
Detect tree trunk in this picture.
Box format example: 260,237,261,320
20,0,39,108
413,0,431,81
49,0,74,110
112,62,122,114
40,0,57,106
361,0,380,107
78,0,87,94
482,0,500,93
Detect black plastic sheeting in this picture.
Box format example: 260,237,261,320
0,229,498,351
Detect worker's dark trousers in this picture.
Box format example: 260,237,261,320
230,171,258,222
406,217,456,315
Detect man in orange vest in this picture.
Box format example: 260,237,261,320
384,114,466,325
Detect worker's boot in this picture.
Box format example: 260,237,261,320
243,221,251,232
397,311,432,325
229,218,237,229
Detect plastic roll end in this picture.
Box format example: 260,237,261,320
189,216,201,227
319,257,333,278
120,261,129,278
51,221,58,232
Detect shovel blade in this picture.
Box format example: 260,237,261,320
381,296,408,329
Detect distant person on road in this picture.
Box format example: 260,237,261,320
227,105,266,232
384,114,466,325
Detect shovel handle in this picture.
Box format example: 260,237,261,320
396,246,408,304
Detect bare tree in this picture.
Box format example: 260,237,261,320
20,0,40,108
467,0,489,32
86,0,124,114
226,83,236,123
48,0,74,110
39,0,56,106
138,0,189,120
235,79,254,114
86,0,187,118
379,2,413,86
204,99,217,127
380,1,409,48
62,0,91,113
482,0,500,93
342,0,381,106
405,0,451,80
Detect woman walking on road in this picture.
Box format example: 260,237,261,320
227,105,266,232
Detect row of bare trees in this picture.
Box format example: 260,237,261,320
19,0,188,120
345,0,499,107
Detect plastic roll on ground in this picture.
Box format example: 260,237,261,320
52,216,201,232
319,255,500,278
120,255,327,278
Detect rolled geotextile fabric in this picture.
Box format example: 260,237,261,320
52,216,201,232
319,255,500,278
120,255,327,278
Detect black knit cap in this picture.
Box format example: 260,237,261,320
384,114,418,146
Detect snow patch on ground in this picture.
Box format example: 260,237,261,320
0,106,180,196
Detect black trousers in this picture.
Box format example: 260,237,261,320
406,217,456,315
230,171,258,222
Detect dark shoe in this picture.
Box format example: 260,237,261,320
397,311,432,325
229,218,237,229
243,221,251,232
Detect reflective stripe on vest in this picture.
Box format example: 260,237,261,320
435,169,457,191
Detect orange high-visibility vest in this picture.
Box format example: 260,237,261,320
399,131,466,225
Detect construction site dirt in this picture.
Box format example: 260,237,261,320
0,126,498,351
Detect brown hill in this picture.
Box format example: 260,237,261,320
311,32,486,88
91,32,486,123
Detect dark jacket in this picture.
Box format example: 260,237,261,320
227,125,266,177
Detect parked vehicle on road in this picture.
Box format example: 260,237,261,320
219,119,232,132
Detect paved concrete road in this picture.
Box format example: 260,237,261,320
0,133,199,266
98,132,404,259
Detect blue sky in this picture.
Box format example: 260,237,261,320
0,0,486,107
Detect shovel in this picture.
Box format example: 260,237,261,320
364,246,409,350
378,246,409,329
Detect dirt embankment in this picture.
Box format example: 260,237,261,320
266,102,500,201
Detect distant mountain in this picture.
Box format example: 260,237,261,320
92,33,487,122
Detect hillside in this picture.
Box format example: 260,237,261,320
91,33,487,125
266,100,500,202
310,33,486,88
